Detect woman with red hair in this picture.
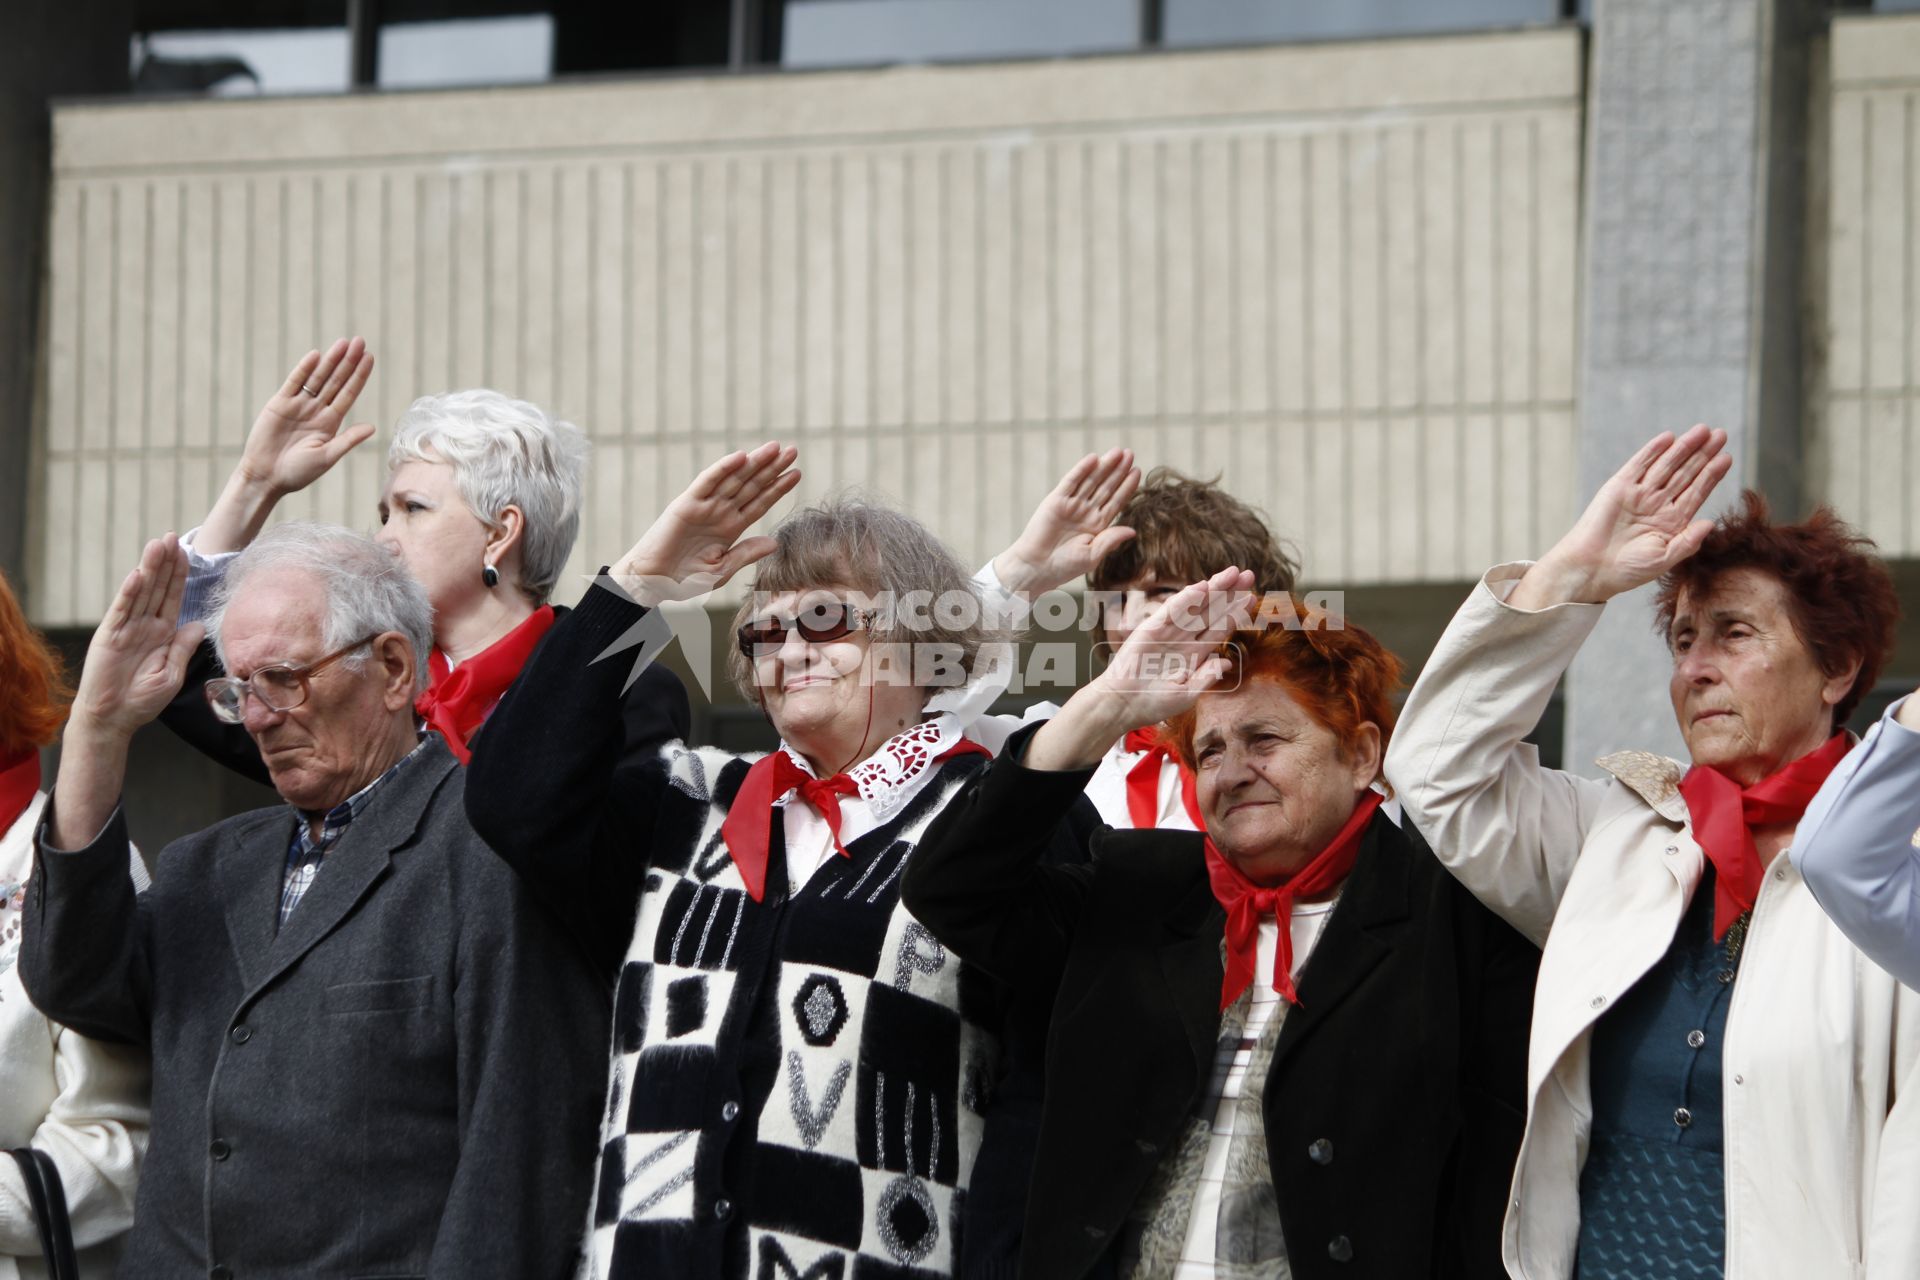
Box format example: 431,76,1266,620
1386,426,1920,1279
904,572,1536,1278
0,570,148,1278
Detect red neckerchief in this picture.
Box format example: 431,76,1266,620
1121,727,1205,829
1678,733,1852,939
414,605,557,765
0,748,40,837
721,737,989,902
1122,727,1174,828
1205,790,1381,1010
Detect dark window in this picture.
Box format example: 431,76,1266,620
1163,0,1566,48
780,0,1138,68
131,0,783,94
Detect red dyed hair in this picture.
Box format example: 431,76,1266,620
1163,598,1404,773
1654,490,1898,732
0,569,70,759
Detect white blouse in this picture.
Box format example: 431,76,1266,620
775,713,977,892
1176,899,1338,1279
0,793,151,1280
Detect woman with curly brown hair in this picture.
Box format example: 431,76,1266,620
0,570,148,1280
977,465,1301,834
1387,426,1920,1279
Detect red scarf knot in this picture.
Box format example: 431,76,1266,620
721,736,990,902
1204,790,1381,1011
1678,733,1852,939
1121,726,1205,830
414,605,557,765
1,748,40,838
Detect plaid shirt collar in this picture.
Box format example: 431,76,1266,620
280,738,427,927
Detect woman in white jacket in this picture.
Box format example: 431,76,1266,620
1385,425,1920,1280
0,571,148,1279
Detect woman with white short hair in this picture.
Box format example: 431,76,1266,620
164,338,688,773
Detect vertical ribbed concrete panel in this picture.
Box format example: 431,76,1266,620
30,32,1583,629
1566,0,1817,774
1821,14,1920,558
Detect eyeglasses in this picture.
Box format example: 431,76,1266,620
736,603,877,658
204,634,380,724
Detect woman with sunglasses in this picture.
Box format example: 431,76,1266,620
465,442,1074,1279
164,337,689,775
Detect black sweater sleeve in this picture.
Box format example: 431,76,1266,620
901,723,1108,995
618,661,691,768
466,582,673,976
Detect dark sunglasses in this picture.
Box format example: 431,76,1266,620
736,602,877,657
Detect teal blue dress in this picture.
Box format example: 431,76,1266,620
1575,869,1741,1280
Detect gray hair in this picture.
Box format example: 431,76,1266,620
387,389,589,604
209,522,434,693
727,496,1003,705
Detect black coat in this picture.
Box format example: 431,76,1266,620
902,735,1537,1280
19,737,609,1279
160,602,691,786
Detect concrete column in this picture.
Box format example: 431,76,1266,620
1565,0,1818,772
0,0,130,587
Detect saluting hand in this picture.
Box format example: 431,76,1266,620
50,536,204,851
1510,424,1732,610
70,535,205,744
239,338,378,499
1025,566,1257,772
195,338,379,557
992,448,1141,597
609,442,802,607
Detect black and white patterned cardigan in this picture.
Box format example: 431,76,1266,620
466,583,1003,1280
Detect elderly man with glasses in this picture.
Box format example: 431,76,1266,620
18,523,606,1280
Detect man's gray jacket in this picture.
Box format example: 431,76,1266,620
19,735,608,1279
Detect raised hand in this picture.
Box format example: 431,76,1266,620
70,535,207,742
1510,424,1732,610
1026,566,1257,772
197,338,379,556
50,535,206,849
992,448,1140,596
240,338,378,496
609,442,802,606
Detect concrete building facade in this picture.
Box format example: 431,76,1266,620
8,1,1920,845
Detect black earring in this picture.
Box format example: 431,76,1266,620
482,564,500,589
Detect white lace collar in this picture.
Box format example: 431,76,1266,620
774,713,970,823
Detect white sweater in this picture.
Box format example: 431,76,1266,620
0,793,150,1280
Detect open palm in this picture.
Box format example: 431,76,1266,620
239,338,377,496
1548,425,1732,602
73,535,206,739
995,448,1141,595
611,442,802,605
1094,566,1257,730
